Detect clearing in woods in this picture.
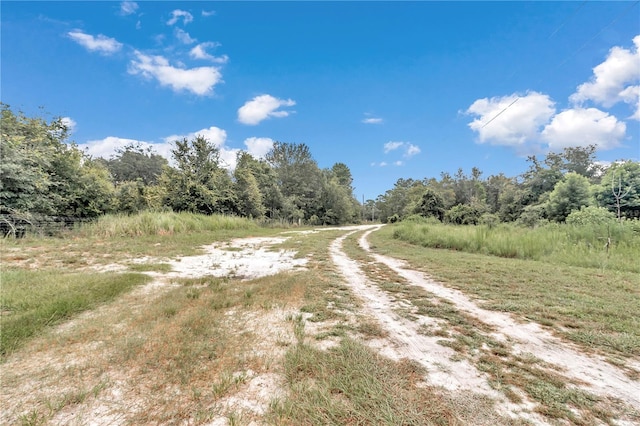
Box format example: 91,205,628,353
1,224,638,425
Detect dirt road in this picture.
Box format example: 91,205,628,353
331,225,640,425
2,224,639,425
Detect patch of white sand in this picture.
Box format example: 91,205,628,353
162,237,307,280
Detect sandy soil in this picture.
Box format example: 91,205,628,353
3,226,639,425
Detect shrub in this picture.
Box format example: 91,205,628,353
566,206,616,226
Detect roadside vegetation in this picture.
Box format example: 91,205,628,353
391,216,640,273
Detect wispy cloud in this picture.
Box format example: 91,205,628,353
190,42,228,63
120,1,138,16
167,9,193,26
68,30,123,55
128,51,222,96
383,141,403,153
202,10,216,17
175,28,196,44
237,94,296,125
362,117,383,124
383,141,420,158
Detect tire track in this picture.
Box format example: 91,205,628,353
329,225,547,424
357,227,640,411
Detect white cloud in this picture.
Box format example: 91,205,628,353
190,42,228,63
128,51,222,96
202,10,216,17
541,107,626,151
362,117,383,124
79,136,173,160
80,126,247,171
570,35,640,119
379,162,388,167
163,126,227,148
466,91,555,146
405,143,420,158
237,95,296,125
120,1,138,16
175,28,196,44
68,30,123,55
394,161,403,166
383,141,403,153
383,141,420,158
244,137,274,158
61,117,77,133
167,10,193,26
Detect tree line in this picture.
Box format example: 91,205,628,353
371,146,639,226
2,103,638,228
0,104,360,225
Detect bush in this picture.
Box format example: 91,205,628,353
566,206,616,226
445,204,482,225
517,204,548,228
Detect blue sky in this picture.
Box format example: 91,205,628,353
2,1,639,200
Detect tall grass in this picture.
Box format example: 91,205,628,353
392,219,640,273
74,211,258,238
1,270,150,357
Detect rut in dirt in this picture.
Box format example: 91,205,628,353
354,227,640,410
328,225,544,423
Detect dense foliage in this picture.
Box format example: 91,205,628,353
0,104,359,226
372,145,640,226
2,104,638,229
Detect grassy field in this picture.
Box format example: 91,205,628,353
2,213,638,424
370,223,640,362
2,217,490,425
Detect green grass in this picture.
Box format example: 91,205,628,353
75,211,258,238
273,338,460,425
391,220,640,273
370,225,640,360
0,269,151,358
1,212,281,269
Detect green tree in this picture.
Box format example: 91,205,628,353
160,136,236,214
546,172,592,222
593,161,640,220
0,104,114,217
414,188,445,221
234,152,265,218
331,162,354,192
106,143,167,185
265,142,323,221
